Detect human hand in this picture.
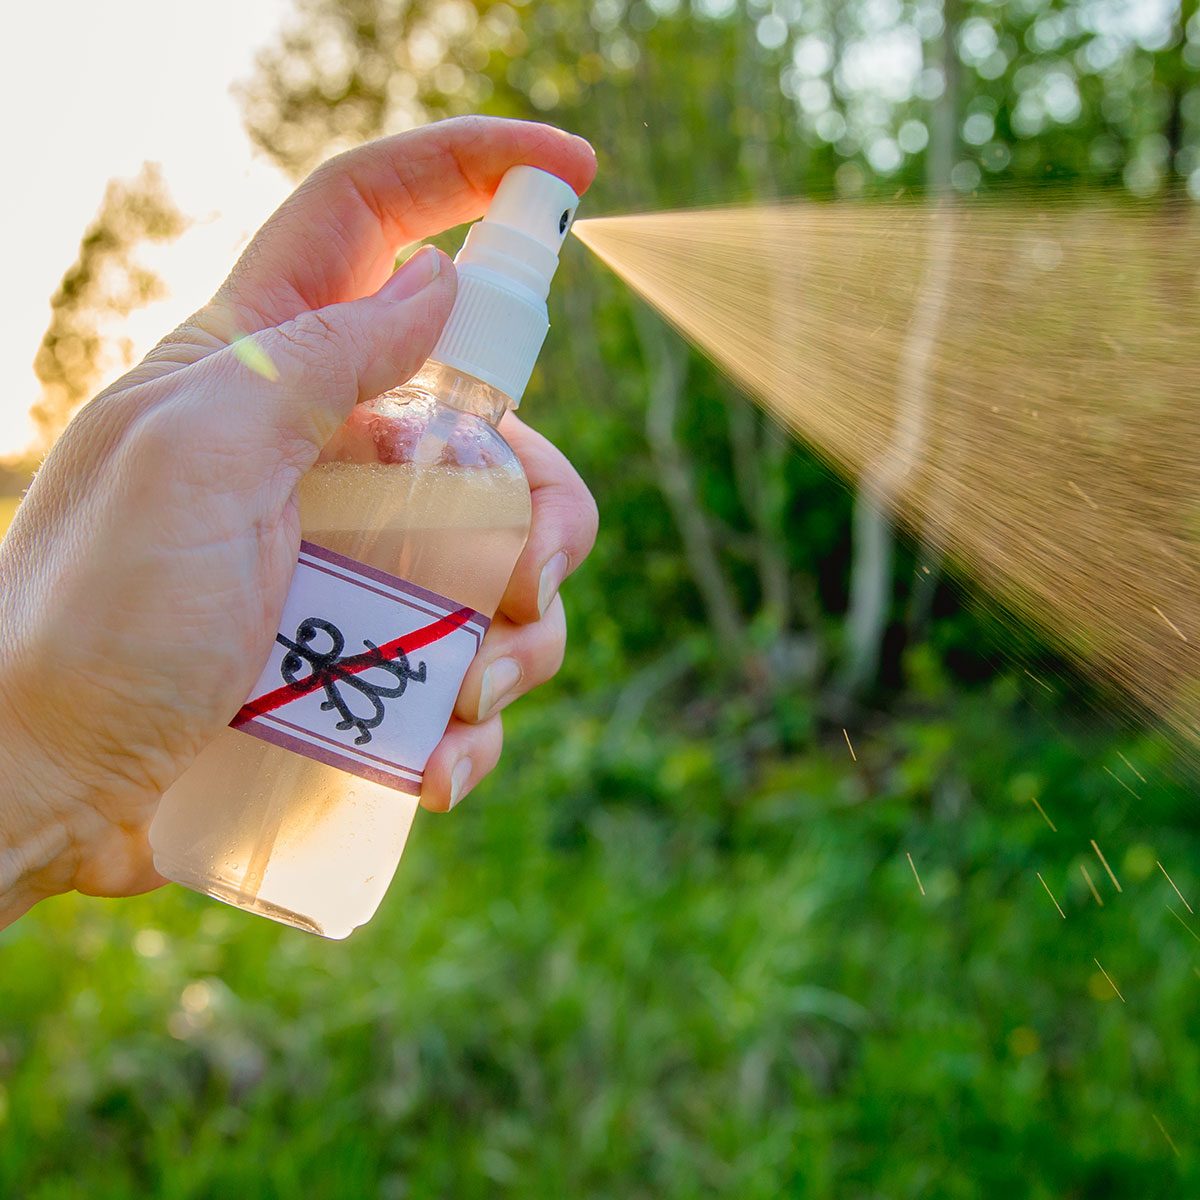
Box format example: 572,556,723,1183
0,117,597,924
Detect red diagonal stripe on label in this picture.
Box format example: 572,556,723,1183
231,606,476,728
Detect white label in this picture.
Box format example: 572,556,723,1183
231,540,488,795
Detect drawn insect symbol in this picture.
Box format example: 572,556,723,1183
277,617,427,745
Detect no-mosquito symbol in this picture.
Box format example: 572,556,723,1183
277,617,427,745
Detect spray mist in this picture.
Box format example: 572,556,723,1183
149,166,580,938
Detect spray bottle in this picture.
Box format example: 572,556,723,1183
148,166,580,938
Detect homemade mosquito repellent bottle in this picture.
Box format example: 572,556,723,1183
149,166,580,938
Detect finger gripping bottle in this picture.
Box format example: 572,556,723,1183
149,167,580,938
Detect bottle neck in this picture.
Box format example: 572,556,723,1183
407,360,512,427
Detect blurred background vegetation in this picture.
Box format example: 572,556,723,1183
2,0,1200,1195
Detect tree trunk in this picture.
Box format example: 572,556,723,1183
634,309,747,649
842,0,961,696
908,0,965,637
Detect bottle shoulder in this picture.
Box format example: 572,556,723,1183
302,385,532,609
319,388,526,481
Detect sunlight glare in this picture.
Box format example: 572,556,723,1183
0,0,294,459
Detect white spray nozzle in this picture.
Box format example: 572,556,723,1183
485,165,579,256
430,165,580,406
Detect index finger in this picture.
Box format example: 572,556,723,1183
212,116,596,334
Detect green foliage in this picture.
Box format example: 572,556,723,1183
32,164,185,446
8,0,1200,1193
3,676,1199,1197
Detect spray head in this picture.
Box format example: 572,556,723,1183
430,165,580,406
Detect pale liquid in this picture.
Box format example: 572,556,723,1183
150,459,530,938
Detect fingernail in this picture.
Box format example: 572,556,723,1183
537,551,569,617
449,758,473,810
378,245,441,302
477,656,522,722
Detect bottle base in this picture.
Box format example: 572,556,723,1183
153,854,350,940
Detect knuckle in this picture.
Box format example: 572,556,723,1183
519,601,567,685
576,487,600,554
483,713,505,767
122,402,183,467
448,115,496,153
116,397,225,492
433,114,491,153
541,592,568,647
302,152,348,197
307,150,393,233
449,113,491,137
545,632,567,681
289,306,343,352
542,600,568,675
544,487,599,561
272,309,355,394
118,407,201,491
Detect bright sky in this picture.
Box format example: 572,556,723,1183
0,0,296,457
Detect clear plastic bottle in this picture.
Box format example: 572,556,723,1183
149,363,529,938
149,166,580,937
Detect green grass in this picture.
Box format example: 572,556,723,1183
1,673,1197,1198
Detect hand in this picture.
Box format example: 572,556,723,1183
0,117,597,925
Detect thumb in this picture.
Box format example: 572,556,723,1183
218,245,457,457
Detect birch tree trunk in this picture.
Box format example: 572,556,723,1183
841,0,961,697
